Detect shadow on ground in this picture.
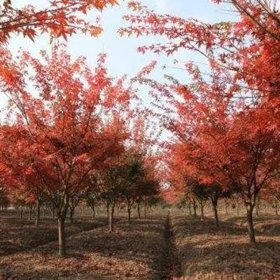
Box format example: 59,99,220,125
0,216,168,280
171,215,280,280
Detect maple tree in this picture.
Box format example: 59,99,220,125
121,0,280,243
164,82,280,241
0,45,132,256
0,0,119,43
85,176,100,219
118,150,146,224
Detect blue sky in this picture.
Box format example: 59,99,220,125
3,0,239,139
8,0,236,81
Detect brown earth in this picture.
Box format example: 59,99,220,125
0,214,168,280
170,213,280,280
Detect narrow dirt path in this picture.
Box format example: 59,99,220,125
162,213,182,280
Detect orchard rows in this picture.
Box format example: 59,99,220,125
0,0,279,270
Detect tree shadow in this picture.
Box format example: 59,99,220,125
178,239,280,278
172,215,280,279
0,216,167,279
0,215,106,257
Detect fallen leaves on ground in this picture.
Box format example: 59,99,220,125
0,211,105,257
0,216,167,279
170,214,280,280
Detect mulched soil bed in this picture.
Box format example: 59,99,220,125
0,216,167,280
0,210,105,256
170,214,280,280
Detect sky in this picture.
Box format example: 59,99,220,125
8,0,237,82
2,0,241,142
3,0,242,126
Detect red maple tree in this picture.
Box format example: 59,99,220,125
122,0,280,243
0,45,132,256
0,0,118,43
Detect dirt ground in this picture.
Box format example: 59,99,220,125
0,209,279,280
0,212,168,280
170,213,280,280
0,210,105,256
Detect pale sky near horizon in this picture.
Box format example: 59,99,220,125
8,0,237,82
1,0,238,140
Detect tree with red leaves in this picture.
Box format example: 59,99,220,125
122,0,280,243
0,0,118,43
0,46,132,257
122,0,280,114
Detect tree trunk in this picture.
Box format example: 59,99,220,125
137,202,141,219
106,202,110,219
43,207,46,218
28,206,32,220
144,203,147,218
91,204,96,219
200,202,205,221
225,201,229,215
127,198,132,224
188,203,192,216
193,201,197,218
275,200,278,216
20,208,23,219
52,205,55,219
69,208,74,224
108,203,115,232
35,199,41,227
256,197,260,217
211,198,219,227
246,204,256,244
127,205,131,224
58,216,66,257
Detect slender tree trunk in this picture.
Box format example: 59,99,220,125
256,197,260,217
137,202,141,219
28,206,32,220
43,207,46,218
211,198,219,227
127,205,131,224
144,203,147,218
52,205,55,219
20,208,23,219
127,198,132,224
225,201,229,215
275,200,278,216
108,202,115,232
246,204,256,244
91,203,96,219
200,202,205,221
188,203,192,216
193,200,197,218
35,199,41,227
58,216,66,257
106,202,110,219
69,208,74,224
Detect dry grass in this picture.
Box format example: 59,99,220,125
170,213,280,280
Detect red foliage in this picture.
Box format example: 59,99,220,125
122,0,280,242
0,0,118,43
0,45,133,255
